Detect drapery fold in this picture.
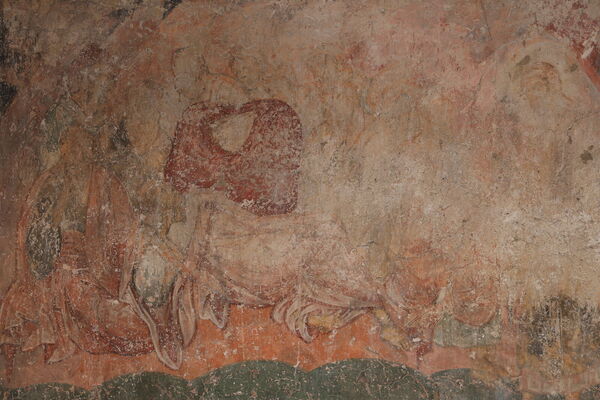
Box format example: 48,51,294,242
0,165,196,372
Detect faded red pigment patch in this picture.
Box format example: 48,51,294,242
542,2,600,90
164,99,303,216
579,45,600,89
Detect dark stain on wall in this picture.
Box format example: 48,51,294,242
0,81,16,115
0,16,8,66
581,384,600,400
108,8,134,21
525,295,600,357
521,294,600,381
163,0,183,18
111,119,131,150
0,14,22,69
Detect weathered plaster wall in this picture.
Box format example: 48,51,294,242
1,0,600,398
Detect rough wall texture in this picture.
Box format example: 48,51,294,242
0,0,599,398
